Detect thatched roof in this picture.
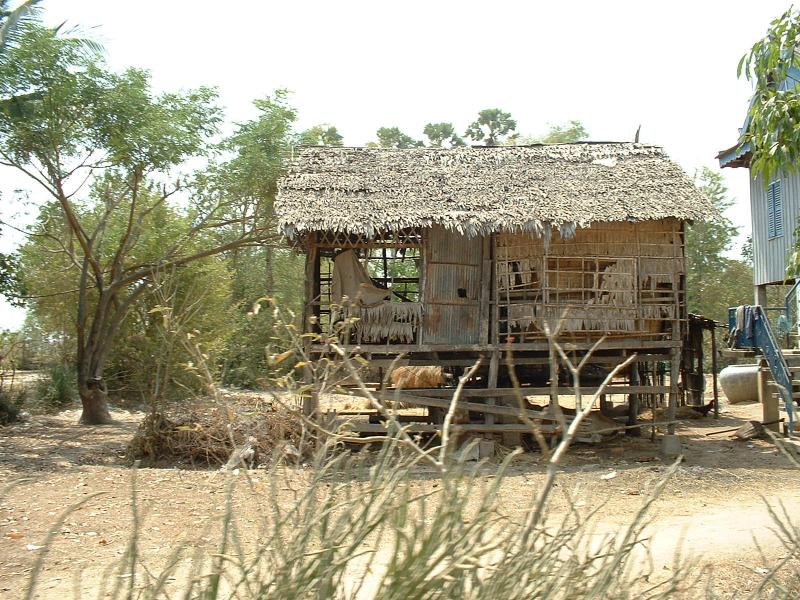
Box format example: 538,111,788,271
276,143,713,238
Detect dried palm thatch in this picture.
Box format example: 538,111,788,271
277,144,714,239
127,403,302,466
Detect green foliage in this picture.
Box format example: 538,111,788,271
0,328,24,424
372,126,422,148
19,192,238,403
297,124,343,146
739,8,800,181
422,122,464,147
742,234,754,263
110,260,236,405
0,0,41,56
0,250,24,306
1,27,207,171
197,92,304,388
195,90,296,253
34,362,77,410
220,249,303,388
0,25,282,422
686,168,753,325
0,390,20,424
537,120,589,143
464,108,517,146
507,120,589,145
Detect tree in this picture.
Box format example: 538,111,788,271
423,122,464,148
686,168,752,323
538,120,589,144
297,124,343,146
0,0,41,54
0,27,282,423
0,250,24,305
19,197,237,404
373,126,422,149
739,8,800,180
464,108,516,146
200,92,303,387
506,120,589,145
742,235,753,264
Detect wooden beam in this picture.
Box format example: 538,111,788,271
338,422,558,434
355,354,672,368
359,390,561,421
363,386,670,397
310,340,682,354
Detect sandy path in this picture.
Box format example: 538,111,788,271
1,398,799,598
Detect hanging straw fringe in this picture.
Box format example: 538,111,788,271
344,302,424,343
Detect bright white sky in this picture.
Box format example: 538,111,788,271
0,0,791,329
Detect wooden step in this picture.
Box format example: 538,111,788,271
766,382,800,391
770,391,800,399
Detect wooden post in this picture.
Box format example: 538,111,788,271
482,350,500,456
549,341,559,410
711,324,720,418
479,236,492,345
302,241,319,418
627,361,641,436
759,358,780,433
755,284,768,307
485,351,499,429
667,346,680,436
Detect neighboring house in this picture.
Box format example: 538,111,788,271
717,67,800,303
275,143,713,449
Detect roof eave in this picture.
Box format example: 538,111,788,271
717,142,751,169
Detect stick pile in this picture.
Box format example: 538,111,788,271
127,401,302,466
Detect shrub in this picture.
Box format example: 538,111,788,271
34,362,78,410
0,390,21,424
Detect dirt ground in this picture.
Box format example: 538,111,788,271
1,388,800,599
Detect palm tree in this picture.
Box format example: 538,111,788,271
1,0,102,59
0,0,42,55
0,1,102,118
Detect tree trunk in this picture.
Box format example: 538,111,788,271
78,379,113,424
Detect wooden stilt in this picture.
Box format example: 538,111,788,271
759,358,780,433
627,362,641,436
667,347,680,436
711,324,720,419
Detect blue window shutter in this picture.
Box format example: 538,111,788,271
774,180,783,237
768,182,776,237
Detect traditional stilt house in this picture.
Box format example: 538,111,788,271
276,143,713,449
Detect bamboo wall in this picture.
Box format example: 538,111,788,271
494,219,685,343
303,219,685,348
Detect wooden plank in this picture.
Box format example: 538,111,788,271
310,340,682,354
341,422,558,434
363,354,672,368
360,390,560,421
368,386,670,397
